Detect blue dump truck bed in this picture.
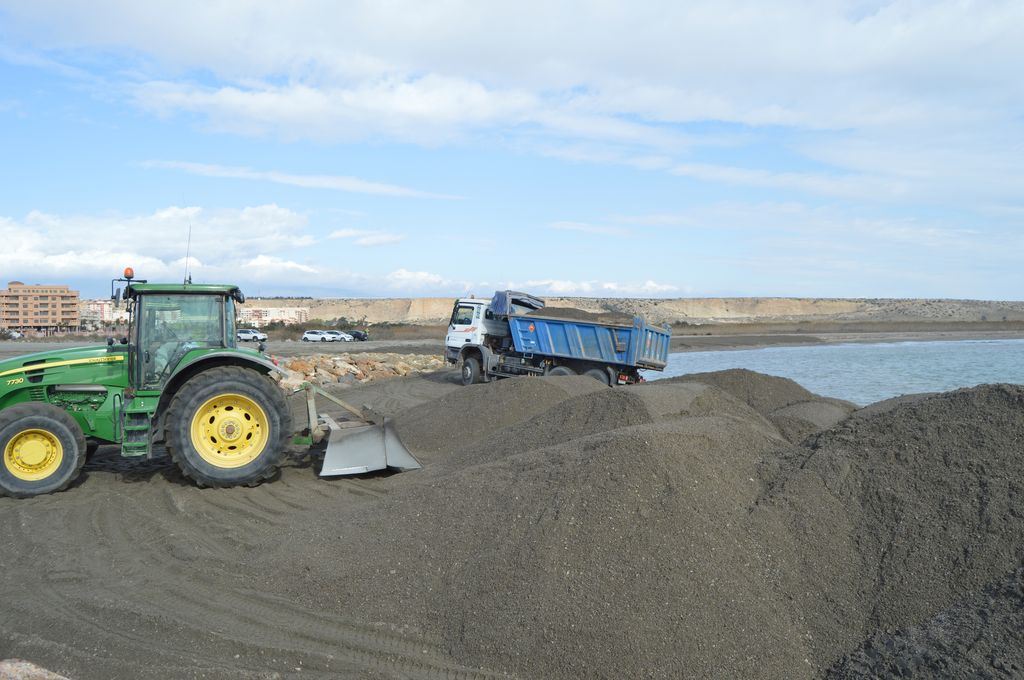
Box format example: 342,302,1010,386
507,314,671,370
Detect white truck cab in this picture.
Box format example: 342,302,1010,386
445,298,487,364
445,292,542,385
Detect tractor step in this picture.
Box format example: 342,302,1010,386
121,411,152,457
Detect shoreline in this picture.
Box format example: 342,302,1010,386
5,328,1024,362
670,329,1024,353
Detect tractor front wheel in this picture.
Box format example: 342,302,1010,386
165,366,291,488
0,403,86,498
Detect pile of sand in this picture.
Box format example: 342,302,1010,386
826,559,1024,678
754,385,1024,655
264,372,1022,679
526,306,635,325
3,369,1021,679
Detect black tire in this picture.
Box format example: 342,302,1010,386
548,365,575,377
584,368,610,385
0,402,86,498
320,337,327,342
462,356,482,386
302,337,309,342
164,366,291,488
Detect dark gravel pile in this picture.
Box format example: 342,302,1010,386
10,368,1022,680
525,306,635,325
273,411,795,678
825,561,1024,680
750,383,1024,674
273,370,1009,679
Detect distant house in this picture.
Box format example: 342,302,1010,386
1,281,80,333
79,298,131,330
238,306,310,328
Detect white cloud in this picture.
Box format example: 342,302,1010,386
9,2,1021,132
4,1,1024,236
602,280,679,294
384,269,449,290
328,229,405,247
549,221,630,236
244,254,317,274
143,160,456,199
0,205,317,284
132,77,539,146
522,278,679,297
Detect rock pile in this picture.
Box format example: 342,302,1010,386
272,352,445,389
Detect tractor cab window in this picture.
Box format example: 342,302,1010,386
451,304,476,326
225,297,237,347
138,294,226,388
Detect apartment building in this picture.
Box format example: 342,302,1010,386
80,298,130,329
237,306,310,328
1,281,81,333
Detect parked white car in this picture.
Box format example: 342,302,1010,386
236,328,268,342
301,330,331,342
324,331,353,342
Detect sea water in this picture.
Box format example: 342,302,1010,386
651,338,1024,406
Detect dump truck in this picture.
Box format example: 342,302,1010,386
0,269,417,499
444,290,671,386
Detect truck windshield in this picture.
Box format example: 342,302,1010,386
451,304,476,326
139,294,225,388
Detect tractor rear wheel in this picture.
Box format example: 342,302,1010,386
165,366,291,488
0,403,86,498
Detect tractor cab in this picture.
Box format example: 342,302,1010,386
132,289,237,389
114,269,247,390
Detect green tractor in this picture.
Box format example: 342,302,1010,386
0,269,293,498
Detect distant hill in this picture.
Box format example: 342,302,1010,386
242,296,1024,326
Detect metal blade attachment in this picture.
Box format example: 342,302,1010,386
318,415,421,477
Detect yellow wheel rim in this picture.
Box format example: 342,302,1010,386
190,393,269,469
4,429,64,481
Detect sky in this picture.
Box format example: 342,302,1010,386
0,0,1022,300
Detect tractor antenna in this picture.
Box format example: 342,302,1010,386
183,222,193,285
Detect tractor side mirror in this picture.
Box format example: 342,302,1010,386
107,337,114,346
257,341,266,353
112,287,122,308
120,337,128,345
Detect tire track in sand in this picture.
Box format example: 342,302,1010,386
0,458,505,679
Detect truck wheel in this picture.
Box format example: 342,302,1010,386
548,366,575,377
0,403,86,498
584,368,610,385
165,366,291,488
461,356,482,386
